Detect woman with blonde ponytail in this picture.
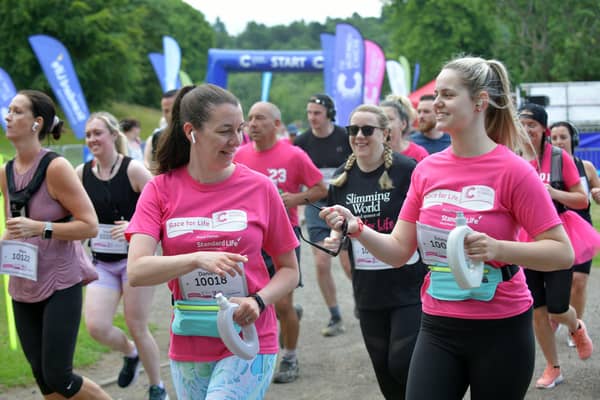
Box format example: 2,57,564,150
320,56,574,399
328,104,426,400
76,112,168,399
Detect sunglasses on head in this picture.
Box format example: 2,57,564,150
298,201,348,257
345,125,383,137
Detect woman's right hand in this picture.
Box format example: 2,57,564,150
319,205,359,234
194,251,247,278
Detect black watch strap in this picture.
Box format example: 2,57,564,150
250,293,266,314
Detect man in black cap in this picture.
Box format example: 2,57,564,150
295,94,352,337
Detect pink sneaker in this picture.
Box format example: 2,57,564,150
570,319,593,360
535,365,564,389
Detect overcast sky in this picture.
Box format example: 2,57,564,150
183,0,382,35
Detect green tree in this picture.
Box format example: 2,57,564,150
494,0,600,82
0,0,143,108
383,0,497,88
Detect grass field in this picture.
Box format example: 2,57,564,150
0,102,162,164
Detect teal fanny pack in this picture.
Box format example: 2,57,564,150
172,299,241,337
427,265,511,302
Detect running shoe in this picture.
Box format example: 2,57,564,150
273,357,299,384
535,365,564,389
321,318,345,337
570,319,593,360
117,355,140,388
567,335,576,348
149,385,169,400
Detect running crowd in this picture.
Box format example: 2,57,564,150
2,55,600,400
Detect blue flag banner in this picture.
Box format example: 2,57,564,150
0,68,17,131
332,23,365,126
320,33,335,96
163,36,181,91
261,72,272,102
149,52,167,92
28,34,89,139
412,63,421,92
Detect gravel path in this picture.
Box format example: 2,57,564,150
2,229,600,399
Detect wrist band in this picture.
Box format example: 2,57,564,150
348,218,364,238
250,293,266,314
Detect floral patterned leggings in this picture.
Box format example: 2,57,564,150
170,354,277,400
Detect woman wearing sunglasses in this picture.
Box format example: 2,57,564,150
320,57,574,400
325,104,427,400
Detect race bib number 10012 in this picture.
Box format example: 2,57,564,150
0,240,39,281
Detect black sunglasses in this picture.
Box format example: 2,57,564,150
345,125,383,137
298,201,348,257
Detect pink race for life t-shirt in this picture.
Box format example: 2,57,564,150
402,141,429,162
531,142,580,187
399,144,562,320
126,164,299,362
234,139,323,226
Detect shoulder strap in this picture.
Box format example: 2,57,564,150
550,146,563,185
6,151,60,217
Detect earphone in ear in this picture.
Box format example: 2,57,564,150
190,131,196,144
32,122,39,132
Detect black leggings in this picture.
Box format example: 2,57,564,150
406,308,534,400
12,283,84,397
358,303,421,400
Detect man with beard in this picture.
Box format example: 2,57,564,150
410,94,451,154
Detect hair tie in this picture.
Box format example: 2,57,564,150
51,115,60,130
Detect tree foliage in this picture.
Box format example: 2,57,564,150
0,0,598,126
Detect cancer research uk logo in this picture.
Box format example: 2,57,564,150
166,210,247,238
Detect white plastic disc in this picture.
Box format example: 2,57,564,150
217,300,259,360
446,225,484,289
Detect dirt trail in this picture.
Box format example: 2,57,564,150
2,233,600,399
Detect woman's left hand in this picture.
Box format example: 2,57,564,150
5,217,42,240
111,220,129,241
230,296,260,326
464,231,499,262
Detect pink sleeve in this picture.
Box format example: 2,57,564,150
262,181,299,257
511,166,561,238
125,179,162,242
297,148,324,187
399,168,422,223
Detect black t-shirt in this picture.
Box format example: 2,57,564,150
327,152,427,310
294,125,352,169
83,157,140,261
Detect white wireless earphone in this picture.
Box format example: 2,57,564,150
32,121,40,132
190,131,196,144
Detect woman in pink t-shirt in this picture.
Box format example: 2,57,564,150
320,57,574,399
519,104,596,389
126,84,299,399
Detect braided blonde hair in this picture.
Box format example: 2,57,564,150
331,105,395,190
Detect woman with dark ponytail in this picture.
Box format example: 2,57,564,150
327,104,426,400
2,90,110,399
126,84,299,399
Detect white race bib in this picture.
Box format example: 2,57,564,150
0,240,39,281
416,222,451,266
90,224,128,254
351,238,394,270
179,262,248,299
